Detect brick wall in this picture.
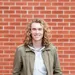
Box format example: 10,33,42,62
0,0,75,75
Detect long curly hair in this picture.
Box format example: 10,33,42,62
24,18,50,47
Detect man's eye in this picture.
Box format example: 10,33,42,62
32,28,36,30
38,28,42,30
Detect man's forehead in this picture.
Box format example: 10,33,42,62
31,23,43,28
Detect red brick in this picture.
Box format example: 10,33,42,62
58,15,69,18
52,3,63,6
44,19,51,22
64,67,75,71
0,69,10,73
16,10,27,14
70,55,75,58
64,35,75,39
58,31,69,34
70,39,75,42
46,0,57,2
60,63,69,67
28,3,39,6
22,15,32,18
62,71,69,74
10,0,21,1
64,11,75,14
58,7,69,10
0,2,3,5
64,19,75,22
4,65,13,69
70,71,75,74
71,7,75,10
10,15,20,18
70,15,75,18
0,46,9,50
4,18,14,22
4,42,15,46
58,39,69,42
46,15,57,18
59,55,69,59
4,2,15,5
58,51,64,55
0,55,9,58
70,47,75,50
53,43,63,47
51,31,57,34
64,27,75,30
0,65,3,69
64,3,75,6
0,15,8,17
48,23,56,26
16,18,27,22
70,31,75,34
52,27,63,30
0,18,2,21
52,11,63,14
0,30,9,34
0,10,2,14
40,11,51,14
22,7,33,10
64,51,75,54
34,15,44,18
58,47,70,51
10,22,20,25
50,39,57,42
10,6,21,9
52,19,63,22
4,26,15,30
58,0,69,2
0,6,9,9
28,11,39,14
52,35,63,38
16,2,26,5
33,0,45,2
4,10,15,14
40,2,51,6
0,22,8,25
0,38,9,41
0,50,3,53
34,7,45,10
9,31,20,34
46,7,57,10
58,23,68,26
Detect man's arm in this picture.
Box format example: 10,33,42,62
12,48,22,75
53,47,62,75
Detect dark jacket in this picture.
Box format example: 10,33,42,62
12,43,62,75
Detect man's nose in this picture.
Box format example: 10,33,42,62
36,29,39,33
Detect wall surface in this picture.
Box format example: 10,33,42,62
0,0,75,75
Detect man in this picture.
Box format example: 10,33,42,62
12,19,62,75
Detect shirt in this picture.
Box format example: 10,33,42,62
28,45,47,75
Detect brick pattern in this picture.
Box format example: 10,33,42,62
0,0,75,75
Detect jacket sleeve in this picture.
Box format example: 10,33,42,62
12,48,22,75
53,47,62,75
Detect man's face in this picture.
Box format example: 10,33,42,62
31,23,44,42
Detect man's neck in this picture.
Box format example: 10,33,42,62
32,40,42,49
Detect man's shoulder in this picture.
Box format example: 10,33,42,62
48,43,57,53
17,44,26,50
49,43,56,49
17,44,24,48
47,43,57,56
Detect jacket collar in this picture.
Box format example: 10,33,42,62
25,44,51,52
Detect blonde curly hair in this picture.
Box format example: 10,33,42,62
24,18,50,47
